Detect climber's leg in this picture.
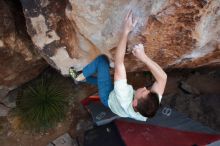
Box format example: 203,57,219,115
82,55,113,107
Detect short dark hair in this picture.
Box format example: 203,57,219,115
136,92,159,118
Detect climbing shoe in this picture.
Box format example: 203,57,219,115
69,67,79,84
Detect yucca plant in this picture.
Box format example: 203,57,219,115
16,75,68,132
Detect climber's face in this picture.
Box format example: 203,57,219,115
132,87,150,107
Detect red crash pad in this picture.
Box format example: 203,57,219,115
116,120,220,146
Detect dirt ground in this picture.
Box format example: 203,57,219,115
0,67,220,146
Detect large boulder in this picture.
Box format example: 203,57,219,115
20,0,220,74
0,0,47,97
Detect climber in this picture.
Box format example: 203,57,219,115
69,10,167,121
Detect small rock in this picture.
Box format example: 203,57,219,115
2,89,18,108
24,131,30,135
0,104,10,117
194,71,200,76
208,71,216,75
76,120,92,131
0,88,9,101
48,133,79,146
208,71,219,78
179,81,200,95
57,123,62,128
7,131,12,136
135,73,140,77
47,143,54,146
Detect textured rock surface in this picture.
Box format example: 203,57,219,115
0,104,10,117
47,133,78,146
0,0,47,96
20,0,220,74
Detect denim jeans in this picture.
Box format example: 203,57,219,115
82,55,113,107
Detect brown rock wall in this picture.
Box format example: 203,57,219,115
19,0,220,74
0,0,47,95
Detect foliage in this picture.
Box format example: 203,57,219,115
15,75,68,132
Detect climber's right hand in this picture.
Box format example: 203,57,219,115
123,10,138,35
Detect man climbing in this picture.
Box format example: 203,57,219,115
69,10,167,121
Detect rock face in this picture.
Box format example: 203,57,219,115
47,133,78,146
20,0,220,74
0,0,47,97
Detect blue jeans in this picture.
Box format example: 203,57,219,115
82,55,113,107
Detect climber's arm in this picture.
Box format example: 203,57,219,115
114,32,128,81
114,10,137,81
143,55,167,95
132,44,167,95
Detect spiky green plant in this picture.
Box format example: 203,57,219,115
16,75,68,132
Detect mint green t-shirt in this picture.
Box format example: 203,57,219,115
108,79,147,121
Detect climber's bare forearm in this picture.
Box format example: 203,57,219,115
114,32,128,81
142,55,167,81
141,55,167,95
115,32,128,66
